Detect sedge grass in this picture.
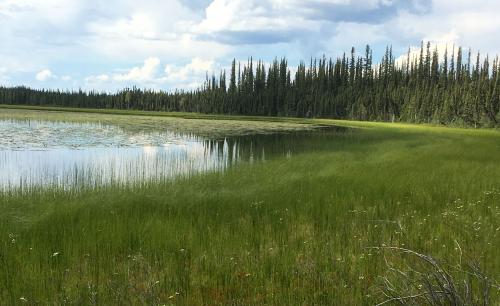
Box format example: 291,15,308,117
0,117,499,305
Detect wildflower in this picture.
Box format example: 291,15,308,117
52,252,60,257
20,297,28,302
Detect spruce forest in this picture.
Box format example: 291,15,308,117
1,42,499,127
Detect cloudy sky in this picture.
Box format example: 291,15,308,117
0,0,499,92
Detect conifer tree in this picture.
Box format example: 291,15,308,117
1,42,498,127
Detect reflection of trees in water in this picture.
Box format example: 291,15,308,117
1,126,352,191
203,126,351,165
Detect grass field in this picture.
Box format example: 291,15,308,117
1,107,499,305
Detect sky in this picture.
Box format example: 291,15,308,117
0,0,499,92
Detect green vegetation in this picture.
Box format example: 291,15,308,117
1,42,499,127
1,118,499,305
0,108,318,138
0,105,315,125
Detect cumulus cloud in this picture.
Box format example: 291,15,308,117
1,0,500,90
35,69,54,81
84,57,215,90
86,13,178,42
164,57,215,82
193,0,320,44
34,68,73,83
114,57,161,82
192,0,431,45
384,0,500,56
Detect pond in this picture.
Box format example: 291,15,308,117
0,111,348,191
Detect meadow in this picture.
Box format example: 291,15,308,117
0,108,499,305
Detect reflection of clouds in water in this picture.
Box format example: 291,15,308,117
0,117,347,191
142,146,158,156
0,144,233,190
0,121,253,190
0,118,231,190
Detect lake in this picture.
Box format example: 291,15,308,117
0,110,347,191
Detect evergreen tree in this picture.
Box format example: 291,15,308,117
1,42,498,127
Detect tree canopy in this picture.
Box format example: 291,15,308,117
1,42,499,127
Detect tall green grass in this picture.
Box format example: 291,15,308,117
1,122,499,305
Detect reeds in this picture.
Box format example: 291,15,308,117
0,115,499,304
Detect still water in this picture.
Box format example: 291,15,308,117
0,117,346,190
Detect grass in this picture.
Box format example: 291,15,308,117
0,107,319,139
0,108,499,305
0,104,319,125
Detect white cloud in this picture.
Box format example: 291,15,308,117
86,13,178,41
386,0,500,56
97,74,110,82
164,57,214,82
195,0,246,33
1,0,500,90
35,69,53,81
83,57,216,91
113,57,161,82
192,0,428,45
194,0,319,36
80,0,231,61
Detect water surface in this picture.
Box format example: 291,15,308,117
0,116,347,191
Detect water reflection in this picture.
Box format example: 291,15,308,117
0,118,348,191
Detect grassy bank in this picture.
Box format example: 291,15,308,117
1,116,499,304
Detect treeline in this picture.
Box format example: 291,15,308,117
1,42,499,126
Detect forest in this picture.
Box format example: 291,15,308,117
1,42,499,127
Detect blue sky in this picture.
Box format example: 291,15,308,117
0,0,499,92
